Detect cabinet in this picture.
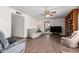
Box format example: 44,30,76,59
65,9,79,37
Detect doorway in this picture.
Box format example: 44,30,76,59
44,21,50,34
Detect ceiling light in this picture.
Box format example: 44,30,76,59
45,14,50,18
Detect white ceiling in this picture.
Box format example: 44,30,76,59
10,6,78,19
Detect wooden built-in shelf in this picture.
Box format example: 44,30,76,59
65,9,79,37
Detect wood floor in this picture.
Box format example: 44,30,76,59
25,34,79,53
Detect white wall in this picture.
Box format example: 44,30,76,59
50,18,65,35
25,15,38,29
0,7,15,38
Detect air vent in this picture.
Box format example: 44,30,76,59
16,11,22,15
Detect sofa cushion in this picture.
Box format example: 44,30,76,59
7,37,16,44
0,31,9,48
0,43,3,51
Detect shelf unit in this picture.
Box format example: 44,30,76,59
65,9,79,37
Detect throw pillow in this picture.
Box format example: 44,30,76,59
1,38,9,48
7,36,16,44
0,31,9,48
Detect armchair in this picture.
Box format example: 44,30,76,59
61,31,79,48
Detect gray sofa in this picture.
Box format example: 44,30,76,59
0,31,26,53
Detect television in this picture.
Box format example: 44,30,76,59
50,26,62,33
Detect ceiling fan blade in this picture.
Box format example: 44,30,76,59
51,11,56,13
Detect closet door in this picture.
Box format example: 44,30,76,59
11,13,25,38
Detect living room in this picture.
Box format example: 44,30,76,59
0,6,79,53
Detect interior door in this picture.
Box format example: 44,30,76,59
11,13,25,38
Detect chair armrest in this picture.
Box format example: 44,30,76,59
61,37,70,40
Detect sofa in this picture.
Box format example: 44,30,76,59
28,29,42,39
61,31,79,48
0,31,26,53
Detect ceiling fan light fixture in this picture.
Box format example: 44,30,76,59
45,14,50,18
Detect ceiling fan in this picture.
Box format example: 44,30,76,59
41,9,56,18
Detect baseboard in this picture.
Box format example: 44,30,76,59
60,35,66,37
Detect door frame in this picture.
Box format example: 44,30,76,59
44,21,50,34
